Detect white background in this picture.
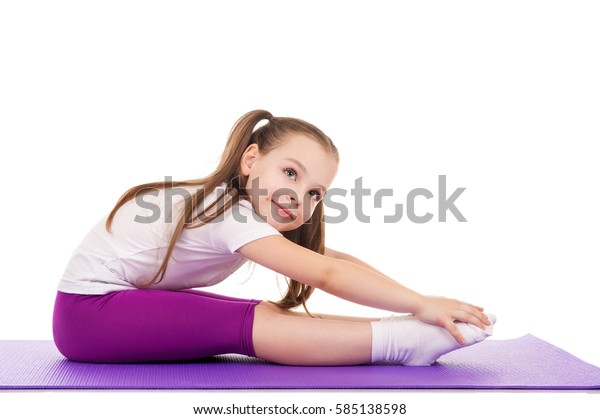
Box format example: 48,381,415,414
1,1,598,417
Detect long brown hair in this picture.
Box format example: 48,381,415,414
105,110,339,311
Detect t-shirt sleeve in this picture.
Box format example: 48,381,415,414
209,199,282,253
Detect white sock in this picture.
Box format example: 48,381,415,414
370,314,496,366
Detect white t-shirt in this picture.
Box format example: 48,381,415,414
58,185,282,295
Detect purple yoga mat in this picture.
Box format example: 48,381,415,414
1,335,599,390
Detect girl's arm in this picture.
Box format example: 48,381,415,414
324,247,396,282
238,236,490,344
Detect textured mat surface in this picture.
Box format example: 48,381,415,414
1,335,599,390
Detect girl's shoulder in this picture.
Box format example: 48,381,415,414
199,197,281,254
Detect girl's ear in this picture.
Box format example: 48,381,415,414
240,143,260,176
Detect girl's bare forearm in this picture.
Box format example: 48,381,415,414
320,259,424,315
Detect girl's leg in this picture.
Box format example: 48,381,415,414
252,303,373,365
252,302,496,366
53,289,493,366
53,289,261,363
259,301,379,323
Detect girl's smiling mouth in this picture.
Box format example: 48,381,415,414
272,200,295,220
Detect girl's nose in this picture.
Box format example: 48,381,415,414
277,193,299,207
281,195,295,205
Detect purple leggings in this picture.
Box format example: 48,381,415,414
52,289,260,363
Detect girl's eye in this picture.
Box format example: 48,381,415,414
309,190,322,202
284,168,297,179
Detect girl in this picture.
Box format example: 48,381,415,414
53,109,494,366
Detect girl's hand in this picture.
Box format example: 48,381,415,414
413,295,491,344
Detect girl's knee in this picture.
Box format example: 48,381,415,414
253,303,290,327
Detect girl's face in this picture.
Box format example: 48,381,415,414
240,133,338,232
